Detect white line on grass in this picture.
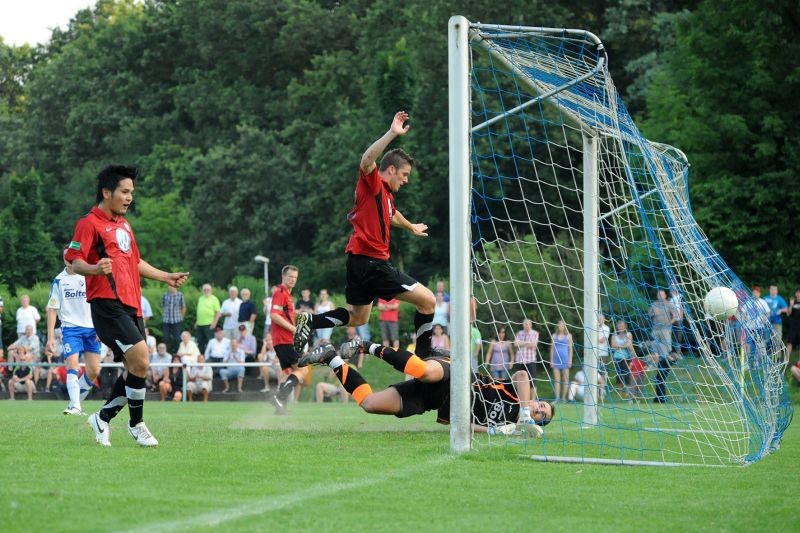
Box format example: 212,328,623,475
119,455,454,533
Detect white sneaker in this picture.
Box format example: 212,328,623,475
88,412,111,447
127,422,159,447
518,418,544,438
63,405,86,416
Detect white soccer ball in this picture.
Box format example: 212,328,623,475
704,287,739,321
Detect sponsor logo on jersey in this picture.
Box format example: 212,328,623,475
63,289,87,299
116,228,131,253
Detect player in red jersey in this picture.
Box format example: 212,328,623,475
294,111,436,374
66,165,189,447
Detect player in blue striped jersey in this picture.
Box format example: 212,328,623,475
46,252,102,415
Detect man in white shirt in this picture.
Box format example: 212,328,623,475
220,338,246,393
204,326,231,376
15,294,41,338
219,286,242,340
149,343,171,391
141,295,153,325
186,354,213,402
514,319,540,383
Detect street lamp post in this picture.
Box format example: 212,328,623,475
254,255,270,297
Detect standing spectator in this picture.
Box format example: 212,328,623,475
610,319,634,400
149,343,171,392
669,285,685,358
263,286,278,336
649,289,678,361
514,319,540,384
470,322,482,371
237,288,257,336
220,338,245,393
763,285,788,339
219,286,242,340
257,333,280,392
431,323,451,351
195,283,221,353
432,290,450,331
435,281,450,303
751,285,771,318
485,326,514,379
652,349,677,404
159,354,184,402
271,265,308,413
176,330,200,365
186,354,213,402
378,297,400,350
785,289,800,363
549,320,573,402
161,286,186,354
9,348,34,400
15,294,41,338
140,294,153,326
144,327,157,358
294,288,314,314
314,289,335,345
598,313,611,372
204,326,231,371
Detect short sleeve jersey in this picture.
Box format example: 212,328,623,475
47,269,94,329
65,206,142,314
378,298,399,322
345,166,394,260
270,285,296,346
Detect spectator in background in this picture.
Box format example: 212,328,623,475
763,285,788,339
598,314,611,387
314,289,335,345
9,348,34,400
220,338,245,393
98,344,118,398
144,327,157,358
431,323,450,352
351,304,372,346
378,297,400,350
159,354,184,402
315,369,349,403
652,348,677,404
141,294,153,326
263,285,278,335
342,326,368,369
628,356,648,400
610,319,634,401
237,288,257,336
784,289,800,364
204,326,231,374
485,326,514,379
18,324,44,388
257,333,279,392
149,342,171,392
790,360,800,387
186,354,213,402
15,294,41,338
0,295,5,353
751,285,771,318
549,320,573,402
669,285,685,358
295,288,314,314
649,289,678,362
514,319,540,384
161,286,186,354
176,330,200,366
435,281,450,303
567,367,606,403
237,324,257,376
470,322,482,372
219,286,242,340
196,283,221,353
432,290,450,332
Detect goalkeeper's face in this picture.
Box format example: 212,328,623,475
387,163,412,192
532,401,553,425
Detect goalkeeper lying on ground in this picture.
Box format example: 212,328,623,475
299,340,554,437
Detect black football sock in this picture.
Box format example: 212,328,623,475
333,364,372,405
311,307,350,329
125,374,147,427
277,373,299,401
414,311,434,357
370,345,427,379
99,375,127,423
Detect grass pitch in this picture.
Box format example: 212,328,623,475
1,398,796,532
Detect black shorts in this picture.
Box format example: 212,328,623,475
90,298,145,362
787,328,800,347
275,344,300,371
345,254,418,306
390,357,451,418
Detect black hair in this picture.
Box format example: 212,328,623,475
96,165,138,203
379,148,414,172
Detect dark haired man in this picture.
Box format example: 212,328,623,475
66,165,189,447
300,340,553,435
270,264,306,413
294,111,436,374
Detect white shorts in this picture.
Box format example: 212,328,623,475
187,380,212,393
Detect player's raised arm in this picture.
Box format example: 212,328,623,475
360,111,410,173
391,209,428,237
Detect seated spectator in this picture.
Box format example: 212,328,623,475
567,367,606,403
17,325,44,387
315,370,349,403
204,326,231,376
186,354,213,402
9,349,34,400
176,330,201,365
149,343,171,392
220,338,245,393
159,354,184,402
237,324,258,374
98,344,119,398
257,333,280,392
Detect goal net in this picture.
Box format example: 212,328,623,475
447,17,792,466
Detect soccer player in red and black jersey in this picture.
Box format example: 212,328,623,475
294,111,436,379
269,264,310,413
65,165,189,447
299,340,553,436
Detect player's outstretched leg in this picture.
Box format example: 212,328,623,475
365,344,427,379
298,344,338,367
